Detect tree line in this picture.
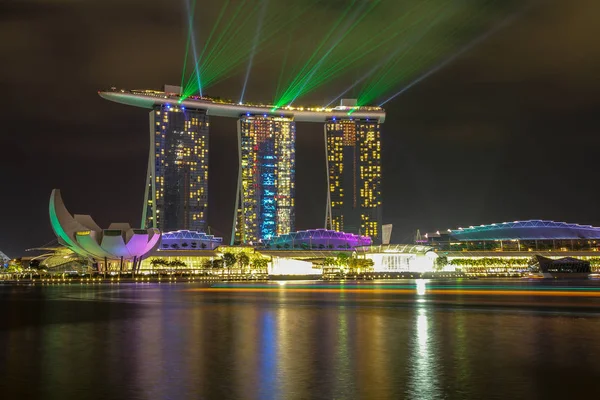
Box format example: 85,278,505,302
322,253,375,273
149,251,270,275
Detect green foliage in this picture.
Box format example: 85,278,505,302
150,258,168,267
251,257,269,271
326,253,374,274
335,252,351,267
323,257,336,267
6,258,23,273
238,253,250,270
149,258,187,268
434,255,448,271
449,257,529,269
222,252,237,268
348,258,374,270
212,259,224,269
6,264,23,274
587,258,600,267
170,260,187,268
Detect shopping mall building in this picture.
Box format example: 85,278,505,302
424,220,600,274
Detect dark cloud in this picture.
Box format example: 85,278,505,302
1,0,599,255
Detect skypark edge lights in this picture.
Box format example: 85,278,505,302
98,88,386,124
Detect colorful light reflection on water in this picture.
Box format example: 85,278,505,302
189,279,600,298
2,280,600,399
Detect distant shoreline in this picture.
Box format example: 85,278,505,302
0,272,524,286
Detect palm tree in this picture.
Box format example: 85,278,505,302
7,259,23,279
150,258,168,270
323,257,336,266
212,259,224,270
222,252,237,276
434,255,448,271
359,258,375,273
201,259,212,271
336,252,350,267
238,253,250,274
169,260,187,270
251,257,269,274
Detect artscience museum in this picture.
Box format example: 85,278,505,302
49,189,161,271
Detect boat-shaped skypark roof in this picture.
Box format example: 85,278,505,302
99,88,386,123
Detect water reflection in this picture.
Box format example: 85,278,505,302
416,279,427,296
407,308,441,399
2,283,600,399
259,312,277,399
334,308,354,398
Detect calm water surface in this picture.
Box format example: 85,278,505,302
1,279,600,400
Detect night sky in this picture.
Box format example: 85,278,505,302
1,0,599,257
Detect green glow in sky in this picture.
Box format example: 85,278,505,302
178,0,522,105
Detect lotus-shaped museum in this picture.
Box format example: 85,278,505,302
49,189,161,261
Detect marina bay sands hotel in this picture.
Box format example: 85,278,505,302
99,85,385,244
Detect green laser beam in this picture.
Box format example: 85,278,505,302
287,0,440,105
284,0,384,105
183,0,231,96
357,5,457,104
185,0,244,96
275,0,359,106
274,33,293,102
357,0,498,105
179,0,197,92
183,0,317,97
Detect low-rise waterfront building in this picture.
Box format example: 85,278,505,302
355,244,439,273
158,230,223,251
426,220,600,252
260,229,371,250
425,220,600,275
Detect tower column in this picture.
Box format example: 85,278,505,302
231,119,243,245
144,103,209,233
142,110,157,228
325,117,382,242
234,114,295,244
324,124,332,230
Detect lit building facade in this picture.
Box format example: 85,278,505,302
426,220,600,252
142,104,209,232
325,119,382,242
355,244,438,273
261,229,371,250
49,189,161,272
159,230,223,251
233,115,295,244
100,88,386,243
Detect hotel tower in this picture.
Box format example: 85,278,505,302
142,102,209,232
325,118,382,242
233,115,296,244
